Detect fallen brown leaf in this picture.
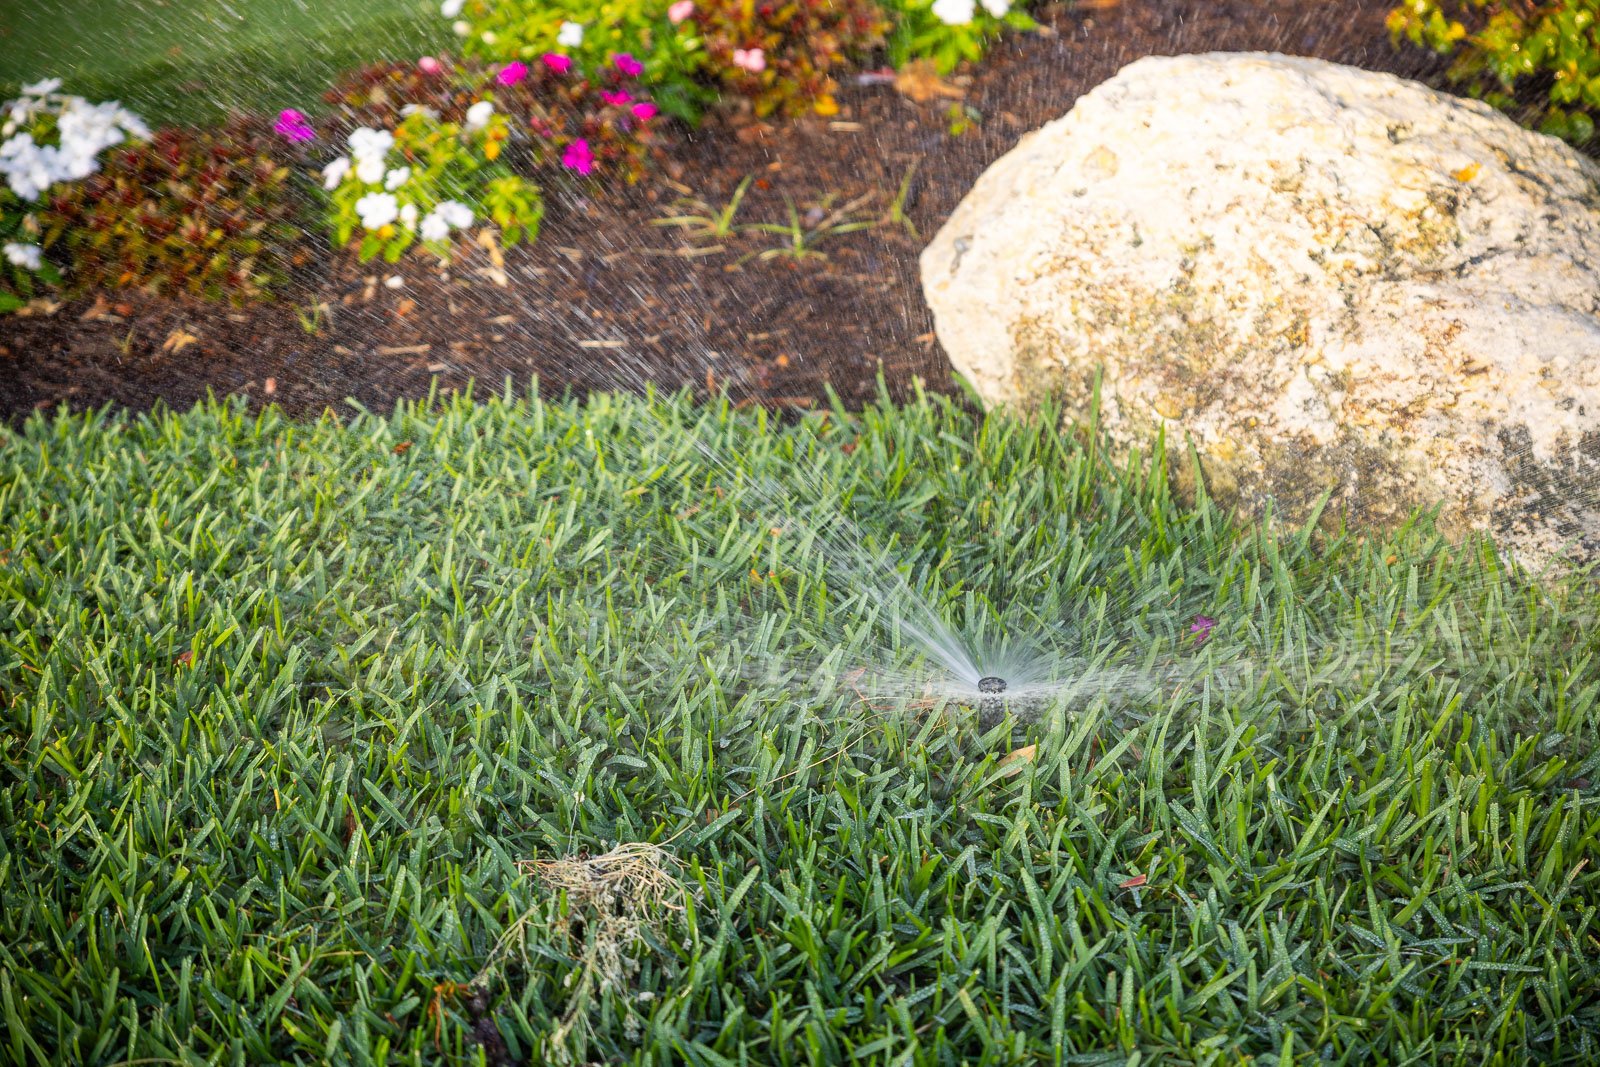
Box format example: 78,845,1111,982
997,744,1038,777
80,295,118,322
895,59,966,103
476,228,506,269
735,122,776,144
174,649,193,667
162,328,199,354
393,441,413,455
1118,873,1148,889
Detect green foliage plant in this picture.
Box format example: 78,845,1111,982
881,0,1036,75
1388,0,1600,144
444,0,714,121
323,103,542,263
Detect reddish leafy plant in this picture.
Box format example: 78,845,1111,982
688,0,891,117
43,117,305,303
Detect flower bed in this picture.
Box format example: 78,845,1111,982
0,0,1037,313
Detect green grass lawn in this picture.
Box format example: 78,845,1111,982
0,0,444,127
2,388,1599,1064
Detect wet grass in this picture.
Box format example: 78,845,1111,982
2,387,1599,1064
0,0,444,127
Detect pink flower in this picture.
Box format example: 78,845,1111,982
668,0,695,23
613,53,644,77
418,55,445,75
600,89,631,107
497,60,529,85
542,52,572,74
631,101,659,121
1190,615,1217,645
273,108,315,142
732,48,766,74
562,138,594,175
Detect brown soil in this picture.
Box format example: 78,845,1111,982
0,0,1450,422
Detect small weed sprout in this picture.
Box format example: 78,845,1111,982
295,300,331,335
652,174,755,242
745,191,875,263
884,161,920,238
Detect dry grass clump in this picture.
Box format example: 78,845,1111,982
478,842,688,1063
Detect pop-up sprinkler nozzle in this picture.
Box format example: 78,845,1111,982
977,676,1008,728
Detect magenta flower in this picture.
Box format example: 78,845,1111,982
562,137,594,175
273,108,315,142
497,60,529,85
542,52,573,74
613,52,644,77
418,55,445,75
631,101,659,121
668,0,695,23
600,89,631,107
732,48,766,73
1190,615,1218,645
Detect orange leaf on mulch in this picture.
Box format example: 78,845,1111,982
162,328,199,354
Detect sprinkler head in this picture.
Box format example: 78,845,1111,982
976,676,1008,730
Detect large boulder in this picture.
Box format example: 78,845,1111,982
921,52,1600,571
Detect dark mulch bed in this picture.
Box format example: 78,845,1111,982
0,0,1449,422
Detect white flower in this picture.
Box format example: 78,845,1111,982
21,78,62,97
436,200,474,228
0,132,52,199
354,191,401,230
113,105,150,141
931,0,975,23
557,21,584,47
400,104,440,120
355,155,386,184
465,101,494,130
453,19,470,35
419,211,451,242
979,0,1008,14
481,31,497,45
440,0,464,15
400,202,418,229
321,156,351,189
384,166,411,191
384,275,405,289
4,242,42,270
0,92,145,200
348,127,394,162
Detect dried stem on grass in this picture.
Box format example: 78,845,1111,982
475,842,688,1064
